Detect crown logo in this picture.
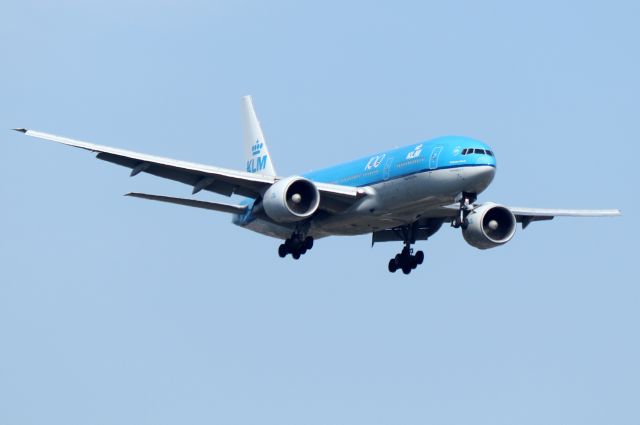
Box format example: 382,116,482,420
251,140,263,156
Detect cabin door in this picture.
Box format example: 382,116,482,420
429,146,443,170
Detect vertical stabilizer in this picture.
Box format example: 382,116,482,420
242,95,276,176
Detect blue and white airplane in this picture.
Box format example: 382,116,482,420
14,96,620,274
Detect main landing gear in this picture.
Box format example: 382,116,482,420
385,222,425,275
388,242,424,275
278,235,314,260
451,192,477,229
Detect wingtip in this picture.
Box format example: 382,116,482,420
12,128,27,133
125,193,146,198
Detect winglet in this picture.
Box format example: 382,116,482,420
13,128,27,133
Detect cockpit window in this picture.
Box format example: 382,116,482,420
461,147,493,156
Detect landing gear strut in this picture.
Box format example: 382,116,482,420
451,192,477,229
278,235,314,260
388,241,424,275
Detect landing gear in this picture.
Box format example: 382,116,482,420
388,243,424,275
451,192,477,229
278,235,314,260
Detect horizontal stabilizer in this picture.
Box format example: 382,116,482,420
126,192,247,214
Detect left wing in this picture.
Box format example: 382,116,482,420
507,206,621,228
436,203,621,228
372,204,621,243
14,129,364,207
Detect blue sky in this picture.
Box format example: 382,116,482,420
1,1,638,424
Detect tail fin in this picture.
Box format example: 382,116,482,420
242,95,276,176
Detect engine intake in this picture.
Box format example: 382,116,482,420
263,176,320,223
462,203,516,249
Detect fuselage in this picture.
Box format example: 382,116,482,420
235,136,497,239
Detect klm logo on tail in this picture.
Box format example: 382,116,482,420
247,139,268,173
251,141,263,156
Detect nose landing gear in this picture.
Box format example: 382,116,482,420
451,192,477,229
278,235,314,260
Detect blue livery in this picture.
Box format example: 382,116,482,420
303,136,496,187
14,96,620,275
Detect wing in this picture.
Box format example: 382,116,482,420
14,129,363,208
372,204,621,244
437,203,621,228
507,206,622,228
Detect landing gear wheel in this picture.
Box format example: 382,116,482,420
278,233,314,260
388,242,425,274
304,237,314,250
410,257,418,270
388,259,398,273
385,221,432,274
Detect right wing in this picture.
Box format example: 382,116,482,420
16,129,274,198
15,129,364,208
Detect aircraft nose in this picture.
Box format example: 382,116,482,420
467,164,496,193
482,163,496,183
483,150,497,167
483,164,496,181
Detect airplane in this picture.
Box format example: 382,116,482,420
13,96,620,274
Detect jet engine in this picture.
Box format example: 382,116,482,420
262,176,320,223
462,203,516,249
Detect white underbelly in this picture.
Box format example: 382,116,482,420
237,166,494,239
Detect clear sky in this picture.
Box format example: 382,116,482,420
1,1,638,424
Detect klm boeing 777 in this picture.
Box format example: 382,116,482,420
14,96,620,274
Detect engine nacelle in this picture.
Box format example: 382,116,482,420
262,176,320,223
462,203,516,249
